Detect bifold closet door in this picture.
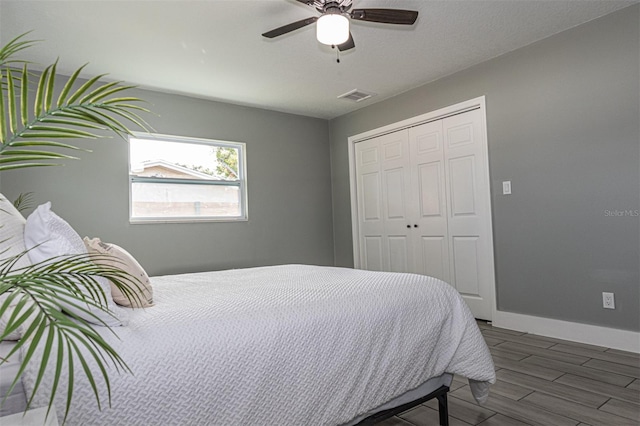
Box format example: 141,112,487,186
443,109,493,320
353,107,494,320
355,131,414,273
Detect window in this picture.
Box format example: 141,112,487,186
128,133,247,223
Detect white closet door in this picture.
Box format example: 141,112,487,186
355,131,413,273
352,100,495,321
379,131,413,273
443,109,493,319
408,121,450,282
355,138,385,271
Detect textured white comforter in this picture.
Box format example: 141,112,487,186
22,265,495,425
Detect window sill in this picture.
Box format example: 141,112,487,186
129,216,249,225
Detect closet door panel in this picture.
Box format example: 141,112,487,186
380,131,413,272
419,236,448,282
355,139,384,271
451,236,481,296
361,172,381,220
417,162,443,217
363,236,383,271
388,236,410,273
409,121,450,280
449,156,477,217
384,168,407,219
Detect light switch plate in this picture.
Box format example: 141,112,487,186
502,181,512,195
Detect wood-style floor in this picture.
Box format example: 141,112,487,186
381,321,640,426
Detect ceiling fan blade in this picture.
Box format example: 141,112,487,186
350,9,418,25
262,16,318,38
337,33,355,51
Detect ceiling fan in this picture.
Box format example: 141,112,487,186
262,0,419,52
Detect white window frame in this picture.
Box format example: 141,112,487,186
128,132,248,224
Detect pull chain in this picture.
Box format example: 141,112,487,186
332,45,341,64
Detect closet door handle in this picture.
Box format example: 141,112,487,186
414,224,419,228
406,225,411,229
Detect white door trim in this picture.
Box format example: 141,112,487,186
348,96,497,320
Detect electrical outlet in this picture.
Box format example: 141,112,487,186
602,292,615,309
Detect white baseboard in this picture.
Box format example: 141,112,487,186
492,310,640,354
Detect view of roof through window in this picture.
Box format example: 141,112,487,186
129,137,239,181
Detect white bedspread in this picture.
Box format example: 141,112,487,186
21,265,495,425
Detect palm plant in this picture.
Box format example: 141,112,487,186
11,191,34,213
0,32,151,422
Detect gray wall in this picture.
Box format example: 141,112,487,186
1,88,334,276
329,6,639,331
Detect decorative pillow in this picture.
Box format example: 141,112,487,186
83,237,154,308
0,194,35,340
24,202,128,327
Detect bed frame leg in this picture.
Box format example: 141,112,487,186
355,384,450,425
437,391,449,426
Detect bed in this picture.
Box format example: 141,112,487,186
3,264,495,425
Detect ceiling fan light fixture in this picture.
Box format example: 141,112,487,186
316,13,350,46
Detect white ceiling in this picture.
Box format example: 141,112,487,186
1,0,636,120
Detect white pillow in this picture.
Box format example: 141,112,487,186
84,237,154,308
0,194,35,340
24,202,128,327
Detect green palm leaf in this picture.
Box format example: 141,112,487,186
0,33,38,95
33,63,51,118
56,64,87,108
7,69,18,134
0,154,77,164
12,191,35,213
0,32,39,64
0,162,58,171
21,65,29,127
39,117,107,130
8,140,87,150
0,69,6,143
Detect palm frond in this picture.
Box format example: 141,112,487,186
0,162,59,172
12,192,34,213
0,33,40,95
0,36,152,169
0,252,148,420
8,140,86,150
0,32,40,66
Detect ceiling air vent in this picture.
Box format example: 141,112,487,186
338,89,376,103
